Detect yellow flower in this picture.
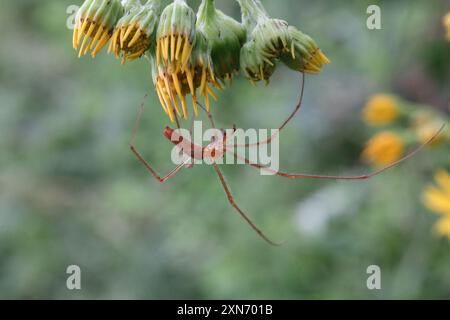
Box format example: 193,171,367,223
362,94,399,126
424,170,450,217
423,170,450,239
434,218,450,239
362,132,405,167
416,123,445,146
444,12,450,41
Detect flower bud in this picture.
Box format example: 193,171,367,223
281,26,330,74
186,32,222,112
237,0,330,81
237,0,291,82
151,32,222,122
196,0,247,81
240,41,276,83
156,0,196,72
73,0,123,58
108,0,162,64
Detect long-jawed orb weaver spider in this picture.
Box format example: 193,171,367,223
129,73,445,246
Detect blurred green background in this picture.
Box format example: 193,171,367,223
0,0,449,299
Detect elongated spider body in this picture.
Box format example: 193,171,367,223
163,126,231,163
130,74,444,245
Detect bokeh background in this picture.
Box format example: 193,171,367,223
0,0,449,299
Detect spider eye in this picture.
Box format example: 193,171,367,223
211,149,216,158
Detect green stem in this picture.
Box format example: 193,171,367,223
122,0,141,11
236,0,269,29
198,0,216,22
144,0,162,11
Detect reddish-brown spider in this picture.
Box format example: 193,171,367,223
130,73,444,245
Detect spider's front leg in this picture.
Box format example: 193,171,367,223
129,100,187,184
234,72,306,148
225,124,445,181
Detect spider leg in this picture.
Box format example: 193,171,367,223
234,72,306,148
129,98,187,183
226,124,445,181
189,110,196,136
212,164,283,246
197,101,217,129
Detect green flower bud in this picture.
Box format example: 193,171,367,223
108,0,162,64
237,0,291,82
240,41,276,83
281,26,330,74
196,0,246,81
156,0,196,72
73,0,124,58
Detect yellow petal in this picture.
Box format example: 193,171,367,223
435,170,450,195
170,34,176,62
73,28,79,49
434,217,450,239
92,32,110,58
79,23,95,57
181,95,188,120
424,186,450,217
90,25,104,51
175,35,183,61
186,68,195,96
121,25,134,48
156,39,161,66
77,19,88,44
156,84,169,115
207,85,218,102
200,68,207,93
128,28,142,48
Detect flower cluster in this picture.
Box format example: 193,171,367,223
361,94,449,167
361,94,450,240
72,0,330,122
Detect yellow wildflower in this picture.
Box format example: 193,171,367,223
444,12,450,41
416,123,445,146
434,218,450,239
424,170,450,216
362,132,405,167
362,94,399,126
423,170,450,239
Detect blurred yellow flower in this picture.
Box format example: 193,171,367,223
444,12,450,41
362,94,399,126
434,218,450,239
424,170,450,216
423,170,450,239
362,132,405,167
416,123,445,146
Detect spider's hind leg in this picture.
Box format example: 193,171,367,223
212,164,283,246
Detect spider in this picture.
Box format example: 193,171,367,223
130,73,444,245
